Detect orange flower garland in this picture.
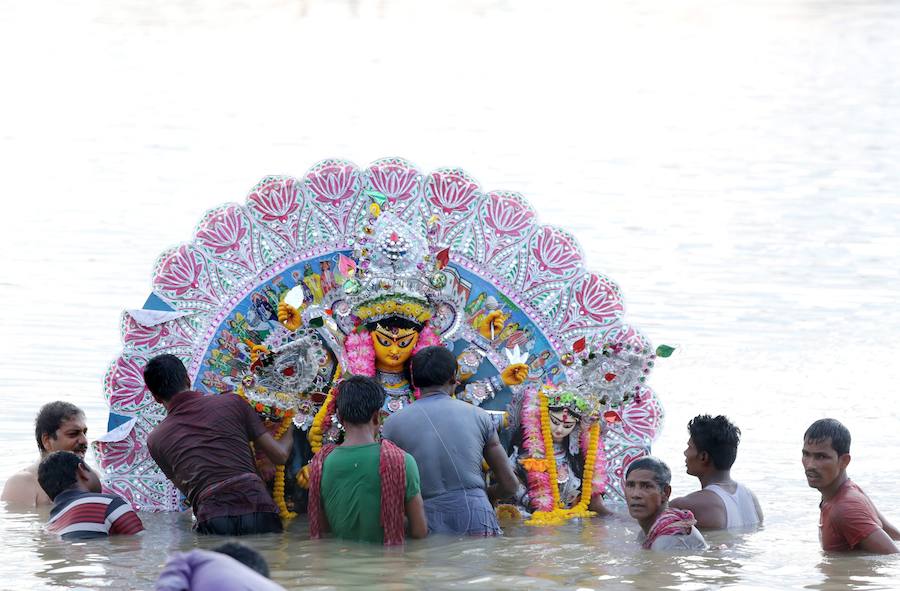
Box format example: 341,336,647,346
273,413,297,521
308,390,335,455
525,389,600,526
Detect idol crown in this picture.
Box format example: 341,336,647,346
327,205,460,333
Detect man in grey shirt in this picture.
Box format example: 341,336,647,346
382,346,518,536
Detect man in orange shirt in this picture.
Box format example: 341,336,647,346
803,418,900,553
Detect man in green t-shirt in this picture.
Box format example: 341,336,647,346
309,376,427,544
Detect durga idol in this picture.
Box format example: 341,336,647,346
277,209,530,425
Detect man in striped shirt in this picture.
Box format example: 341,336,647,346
38,451,144,540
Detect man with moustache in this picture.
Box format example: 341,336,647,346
2,401,89,507
625,456,708,551
803,418,900,553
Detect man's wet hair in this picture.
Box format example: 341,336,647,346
804,418,851,456
212,542,270,578
336,376,386,425
35,401,84,453
410,346,457,389
37,451,84,501
625,456,672,491
143,354,190,402
688,414,741,470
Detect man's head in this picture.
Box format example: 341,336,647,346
37,451,102,501
625,456,672,524
685,414,741,476
35,401,87,457
410,346,457,390
802,418,851,491
143,354,191,404
336,375,386,428
212,542,270,578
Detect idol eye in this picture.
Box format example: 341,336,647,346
377,336,392,347
398,337,413,348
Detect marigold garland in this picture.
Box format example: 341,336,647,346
308,390,335,455
496,504,522,521
236,387,297,522
524,390,601,526
273,413,297,521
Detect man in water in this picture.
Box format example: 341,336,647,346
625,456,708,551
803,418,900,553
670,414,763,529
2,401,88,507
382,346,518,536
155,544,285,591
307,375,427,544
39,450,144,539
144,354,294,535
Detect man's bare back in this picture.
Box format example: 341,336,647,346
2,461,52,507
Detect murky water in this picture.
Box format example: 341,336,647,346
2,0,900,589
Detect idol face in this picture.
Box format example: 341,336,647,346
43,414,89,457
371,324,420,373
802,437,849,491
548,408,579,442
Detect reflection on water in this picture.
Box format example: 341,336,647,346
2,0,900,588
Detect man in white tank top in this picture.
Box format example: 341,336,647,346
670,415,763,529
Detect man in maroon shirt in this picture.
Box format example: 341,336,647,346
803,418,900,554
144,354,293,535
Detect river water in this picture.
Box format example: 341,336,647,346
1,0,899,589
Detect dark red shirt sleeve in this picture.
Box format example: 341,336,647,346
235,394,268,440
832,496,882,549
105,497,145,535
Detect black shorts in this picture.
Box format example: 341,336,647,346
196,511,283,535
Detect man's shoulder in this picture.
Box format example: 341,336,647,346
58,490,121,504
830,481,877,517
674,488,722,508
651,527,708,551
1,468,40,504
5,467,38,485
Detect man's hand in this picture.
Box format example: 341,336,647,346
254,424,294,466
478,310,506,340
278,302,302,331
484,432,518,503
501,363,529,386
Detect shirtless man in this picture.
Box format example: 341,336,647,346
670,414,763,529
2,401,88,507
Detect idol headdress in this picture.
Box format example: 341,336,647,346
326,209,463,338
561,335,654,410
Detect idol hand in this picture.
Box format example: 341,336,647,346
247,342,270,363
296,464,310,489
478,310,506,340
278,302,302,331
501,363,529,386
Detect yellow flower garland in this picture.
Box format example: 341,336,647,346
525,391,600,526
308,390,334,454
273,413,297,521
